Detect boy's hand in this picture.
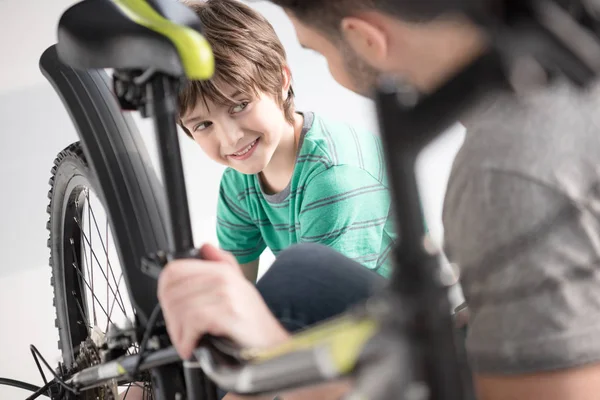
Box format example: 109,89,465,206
157,243,289,360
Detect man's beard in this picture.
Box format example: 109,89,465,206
341,42,382,98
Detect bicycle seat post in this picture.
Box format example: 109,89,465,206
146,73,196,256
144,71,219,400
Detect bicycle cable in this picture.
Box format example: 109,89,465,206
24,380,57,400
28,345,77,397
0,344,77,399
132,303,163,376
0,377,46,396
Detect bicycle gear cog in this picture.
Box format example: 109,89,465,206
72,335,118,400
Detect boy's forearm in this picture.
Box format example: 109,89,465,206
240,259,260,283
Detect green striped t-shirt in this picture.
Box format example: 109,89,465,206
217,112,397,278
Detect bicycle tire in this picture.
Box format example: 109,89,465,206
47,142,94,366
47,142,159,400
41,44,187,396
40,45,170,327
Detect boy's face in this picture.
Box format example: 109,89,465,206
181,85,289,175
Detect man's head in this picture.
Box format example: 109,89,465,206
270,0,487,96
179,0,297,175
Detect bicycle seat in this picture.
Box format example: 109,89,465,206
56,0,214,80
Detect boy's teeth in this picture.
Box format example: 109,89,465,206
233,140,256,156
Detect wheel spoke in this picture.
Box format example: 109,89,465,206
106,274,124,332
74,295,93,330
70,257,115,327
87,200,127,317
106,216,109,325
123,384,131,399
74,216,127,316
87,189,94,327
75,234,98,326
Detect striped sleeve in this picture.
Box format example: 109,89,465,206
216,175,266,264
298,165,392,270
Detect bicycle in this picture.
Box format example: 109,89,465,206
1,0,599,399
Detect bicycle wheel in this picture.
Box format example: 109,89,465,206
47,142,151,398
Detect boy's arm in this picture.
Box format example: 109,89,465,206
217,179,266,266
240,259,260,283
298,165,391,269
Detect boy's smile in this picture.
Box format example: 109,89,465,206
227,137,260,161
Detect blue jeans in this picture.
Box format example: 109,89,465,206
257,243,386,333
217,243,386,398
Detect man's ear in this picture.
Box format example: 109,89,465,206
282,65,292,99
340,16,388,67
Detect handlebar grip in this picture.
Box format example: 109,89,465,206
193,314,380,395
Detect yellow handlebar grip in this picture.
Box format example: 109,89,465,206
245,315,379,375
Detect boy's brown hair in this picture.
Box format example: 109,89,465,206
179,0,296,136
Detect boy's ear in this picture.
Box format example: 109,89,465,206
340,16,388,68
282,65,292,99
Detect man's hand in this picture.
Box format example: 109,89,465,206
157,243,289,360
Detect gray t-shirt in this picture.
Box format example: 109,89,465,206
443,80,600,374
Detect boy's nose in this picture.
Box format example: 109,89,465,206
222,128,245,150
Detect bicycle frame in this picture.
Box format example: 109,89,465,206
33,0,600,399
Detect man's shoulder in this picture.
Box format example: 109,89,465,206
454,81,600,188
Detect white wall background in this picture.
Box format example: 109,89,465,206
0,1,465,397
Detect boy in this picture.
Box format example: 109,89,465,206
178,0,398,282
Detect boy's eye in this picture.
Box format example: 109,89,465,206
193,121,212,132
231,101,249,114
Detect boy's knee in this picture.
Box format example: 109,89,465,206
274,243,335,266
267,243,386,288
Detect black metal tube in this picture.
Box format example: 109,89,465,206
375,91,465,400
373,51,507,400
148,75,195,253
147,74,218,400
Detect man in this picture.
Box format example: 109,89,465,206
260,0,600,399
159,1,600,399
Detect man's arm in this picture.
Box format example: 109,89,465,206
158,244,352,400
224,381,352,400
476,365,600,400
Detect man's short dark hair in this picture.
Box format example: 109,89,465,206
270,0,438,37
